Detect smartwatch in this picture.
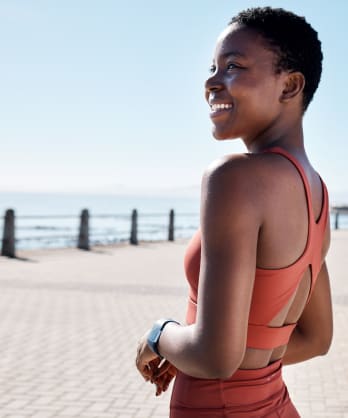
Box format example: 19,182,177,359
147,318,180,358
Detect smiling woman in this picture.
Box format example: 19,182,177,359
136,7,333,418
205,24,308,146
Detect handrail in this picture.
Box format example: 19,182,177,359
1,209,199,257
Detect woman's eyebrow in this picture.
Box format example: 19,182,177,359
212,51,246,65
221,51,246,59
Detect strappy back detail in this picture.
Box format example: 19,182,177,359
263,146,327,225
246,147,329,348
258,147,313,269
183,148,329,350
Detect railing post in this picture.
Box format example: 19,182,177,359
130,209,138,245
335,211,339,230
2,209,16,258
168,209,175,241
78,209,90,250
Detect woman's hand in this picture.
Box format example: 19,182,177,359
152,360,177,396
136,331,159,381
136,331,177,396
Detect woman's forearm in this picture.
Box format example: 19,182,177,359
157,323,206,378
157,322,240,379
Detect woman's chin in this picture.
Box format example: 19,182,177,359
212,127,237,141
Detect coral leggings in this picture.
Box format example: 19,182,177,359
170,360,300,417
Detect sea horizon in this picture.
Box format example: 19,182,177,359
0,185,347,204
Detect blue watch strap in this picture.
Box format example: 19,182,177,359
147,318,180,358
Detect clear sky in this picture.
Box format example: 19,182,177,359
0,0,347,203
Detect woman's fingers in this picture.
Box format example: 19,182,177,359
136,342,177,397
152,367,177,396
135,331,177,397
153,361,177,386
163,370,176,389
148,357,162,374
155,373,175,396
154,359,172,378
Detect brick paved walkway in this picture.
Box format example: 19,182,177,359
0,231,347,417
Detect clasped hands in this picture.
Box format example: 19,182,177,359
136,331,177,396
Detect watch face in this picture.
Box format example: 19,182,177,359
149,327,161,344
147,324,163,355
148,319,179,356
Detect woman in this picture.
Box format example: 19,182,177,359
136,7,333,417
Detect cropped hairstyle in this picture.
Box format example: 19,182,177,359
230,7,323,111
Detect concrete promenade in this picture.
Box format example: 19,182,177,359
0,230,347,418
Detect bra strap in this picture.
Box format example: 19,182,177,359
262,147,315,224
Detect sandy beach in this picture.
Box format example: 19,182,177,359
0,231,347,417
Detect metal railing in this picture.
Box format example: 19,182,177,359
331,206,348,230
2,207,346,258
1,208,199,258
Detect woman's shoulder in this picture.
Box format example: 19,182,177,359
205,152,251,172
204,151,287,172
201,153,273,221
203,152,282,190
201,151,305,221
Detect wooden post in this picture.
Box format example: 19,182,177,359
130,209,138,245
1,209,16,258
78,209,90,250
168,209,175,241
335,212,339,230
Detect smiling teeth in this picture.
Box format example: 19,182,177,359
211,103,233,111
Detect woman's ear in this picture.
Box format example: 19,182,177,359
280,72,305,103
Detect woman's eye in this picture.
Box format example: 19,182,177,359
227,62,239,70
209,65,216,74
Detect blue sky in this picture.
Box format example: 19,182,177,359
0,0,347,203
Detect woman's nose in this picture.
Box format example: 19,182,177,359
204,72,223,92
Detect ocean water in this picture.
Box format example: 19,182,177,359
0,192,200,250
0,192,346,250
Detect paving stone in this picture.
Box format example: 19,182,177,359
0,235,346,417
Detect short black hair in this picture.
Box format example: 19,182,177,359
229,7,323,111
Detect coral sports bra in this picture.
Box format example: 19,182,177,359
184,147,329,350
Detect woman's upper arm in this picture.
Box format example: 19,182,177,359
296,261,333,352
194,156,263,375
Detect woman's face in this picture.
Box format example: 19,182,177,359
205,23,287,143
